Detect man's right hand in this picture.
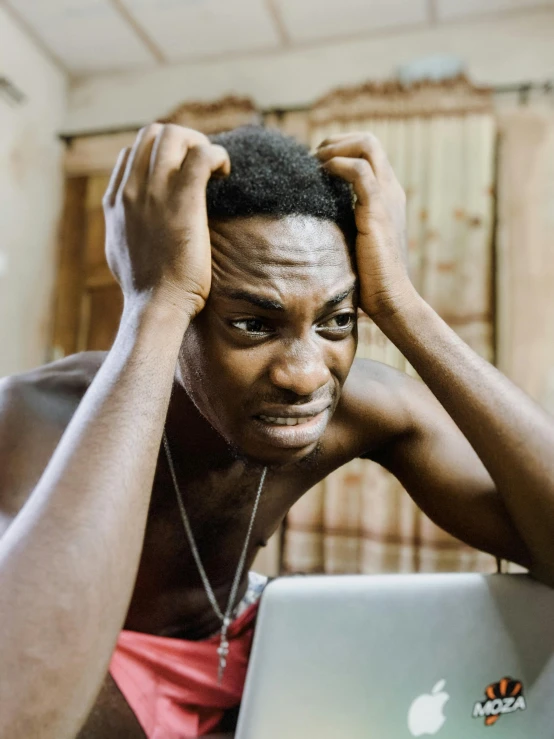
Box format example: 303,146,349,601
103,123,230,320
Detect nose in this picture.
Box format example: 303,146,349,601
268,339,331,397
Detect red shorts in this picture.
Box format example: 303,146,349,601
109,603,258,738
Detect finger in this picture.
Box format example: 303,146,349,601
120,123,163,198
103,147,131,207
166,145,230,243
177,143,231,192
149,125,209,186
317,133,394,182
317,133,358,148
321,157,378,207
208,144,231,178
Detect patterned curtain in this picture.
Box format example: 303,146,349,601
282,78,498,574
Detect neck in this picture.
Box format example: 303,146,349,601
164,381,240,472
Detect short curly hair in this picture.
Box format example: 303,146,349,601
207,126,356,247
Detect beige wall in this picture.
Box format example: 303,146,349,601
65,8,554,134
0,6,67,376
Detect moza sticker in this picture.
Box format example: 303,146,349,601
472,677,526,726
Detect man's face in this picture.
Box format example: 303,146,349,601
178,214,358,466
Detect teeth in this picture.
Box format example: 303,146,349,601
259,415,312,426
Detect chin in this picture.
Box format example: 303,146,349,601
227,410,331,468
230,435,324,470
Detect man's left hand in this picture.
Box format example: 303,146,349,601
316,132,416,321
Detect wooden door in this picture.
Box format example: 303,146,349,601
80,175,123,352
51,172,123,358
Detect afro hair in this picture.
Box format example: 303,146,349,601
207,126,356,247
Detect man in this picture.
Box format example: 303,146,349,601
1,124,554,739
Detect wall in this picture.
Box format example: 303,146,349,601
0,6,67,376
65,8,554,134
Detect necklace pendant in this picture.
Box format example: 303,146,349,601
217,618,231,684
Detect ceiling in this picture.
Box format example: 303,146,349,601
3,0,554,77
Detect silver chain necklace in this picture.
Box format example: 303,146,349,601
162,430,268,683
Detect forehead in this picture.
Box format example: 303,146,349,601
209,215,355,300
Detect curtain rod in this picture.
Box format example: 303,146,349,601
58,80,553,144
494,80,553,94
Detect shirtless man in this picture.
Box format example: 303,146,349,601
1,124,554,739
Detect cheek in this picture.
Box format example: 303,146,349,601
184,319,263,398
212,345,266,393
332,332,358,383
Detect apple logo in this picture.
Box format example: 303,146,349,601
407,679,450,736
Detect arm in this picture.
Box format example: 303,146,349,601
0,124,229,739
318,133,554,583
353,359,534,568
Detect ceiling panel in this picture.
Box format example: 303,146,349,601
276,0,429,44
437,0,554,21
12,0,155,73
121,0,281,61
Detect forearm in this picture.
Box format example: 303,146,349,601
0,299,189,739
376,294,554,578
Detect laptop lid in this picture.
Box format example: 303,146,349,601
236,574,554,739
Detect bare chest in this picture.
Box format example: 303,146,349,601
122,459,309,639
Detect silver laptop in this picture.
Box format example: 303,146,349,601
235,574,554,738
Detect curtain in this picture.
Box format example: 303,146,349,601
492,91,554,576
496,99,554,417
283,78,498,574
265,109,311,145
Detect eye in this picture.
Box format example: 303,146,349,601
230,318,274,336
317,312,356,337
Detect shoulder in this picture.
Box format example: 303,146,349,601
0,352,106,418
0,353,106,523
331,357,430,459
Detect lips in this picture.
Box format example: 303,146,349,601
255,399,330,421
251,406,330,449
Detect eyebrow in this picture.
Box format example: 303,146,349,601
221,290,285,311
221,283,356,312
324,284,356,309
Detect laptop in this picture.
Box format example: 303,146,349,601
235,573,554,738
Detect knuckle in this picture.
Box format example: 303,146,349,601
353,158,371,176
211,143,227,157
187,143,212,166
137,123,162,142
162,123,187,140
120,187,138,207
356,132,373,146
145,122,163,135
175,125,209,145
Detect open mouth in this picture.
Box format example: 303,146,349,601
257,415,315,426
251,408,330,449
